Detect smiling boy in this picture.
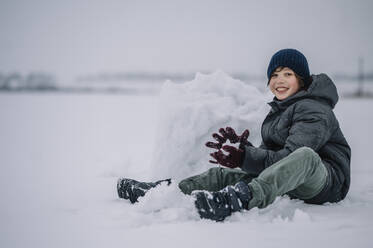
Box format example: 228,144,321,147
189,48,351,221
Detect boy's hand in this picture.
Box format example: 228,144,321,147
209,145,245,168
205,128,228,150
225,127,252,149
205,127,251,150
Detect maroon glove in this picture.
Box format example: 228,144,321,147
205,127,251,150
205,128,227,150
209,145,245,168
224,127,252,149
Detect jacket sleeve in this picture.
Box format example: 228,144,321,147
241,102,334,175
258,141,268,149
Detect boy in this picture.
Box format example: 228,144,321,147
117,49,351,221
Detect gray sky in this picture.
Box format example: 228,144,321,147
1,0,372,83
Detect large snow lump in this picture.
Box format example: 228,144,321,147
150,70,269,180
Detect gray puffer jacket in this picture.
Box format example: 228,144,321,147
241,73,351,203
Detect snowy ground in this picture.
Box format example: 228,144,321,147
1,78,372,247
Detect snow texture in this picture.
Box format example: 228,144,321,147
0,71,372,248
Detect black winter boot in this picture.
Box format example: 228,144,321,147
117,178,171,203
193,181,252,221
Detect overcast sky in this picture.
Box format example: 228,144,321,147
1,0,372,83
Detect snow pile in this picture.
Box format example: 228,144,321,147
149,70,270,180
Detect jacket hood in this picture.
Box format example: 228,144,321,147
269,73,339,110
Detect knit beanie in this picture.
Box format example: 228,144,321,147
267,48,311,87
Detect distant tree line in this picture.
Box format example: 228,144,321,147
0,72,57,91
1,70,372,95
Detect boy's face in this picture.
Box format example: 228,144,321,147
269,67,300,100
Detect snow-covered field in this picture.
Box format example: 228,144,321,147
0,73,372,248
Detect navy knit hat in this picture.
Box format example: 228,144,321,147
267,48,311,87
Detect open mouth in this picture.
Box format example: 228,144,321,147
276,87,289,93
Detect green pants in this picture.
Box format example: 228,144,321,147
178,147,328,209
